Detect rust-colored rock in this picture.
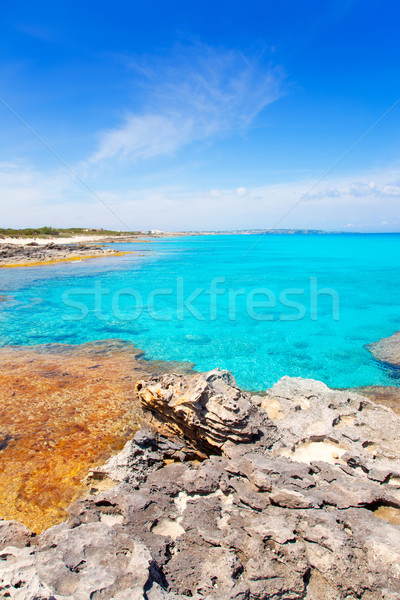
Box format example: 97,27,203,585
0,341,191,532
351,385,400,414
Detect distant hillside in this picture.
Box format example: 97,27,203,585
0,227,140,239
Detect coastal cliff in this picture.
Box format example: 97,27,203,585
1,369,400,599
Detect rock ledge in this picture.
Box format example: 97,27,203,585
1,370,400,599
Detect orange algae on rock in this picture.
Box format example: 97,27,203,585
350,385,400,415
0,341,191,532
0,250,132,268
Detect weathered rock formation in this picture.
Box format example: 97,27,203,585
1,370,400,599
137,370,275,453
367,331,400,369
0,242,127,266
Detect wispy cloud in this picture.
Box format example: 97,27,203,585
0,162,102,228
2,159,399,233
88,168,400,232
86,45,285,166
308,176,400,201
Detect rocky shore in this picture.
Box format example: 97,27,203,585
0,342,193,532
0,242,132,267
367,332,400,370
1,368,400,599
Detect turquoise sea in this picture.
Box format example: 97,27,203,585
0,234,399,390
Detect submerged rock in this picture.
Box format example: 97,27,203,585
367,330,400,369
1,370,400,599
351,384,400,415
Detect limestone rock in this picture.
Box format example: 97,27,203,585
136,369,277,454
0,522,159,599
260,375,400,485
367,331,400,368
2,371,400,599
0,520,34,550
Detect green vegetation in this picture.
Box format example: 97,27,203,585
0,227,139,239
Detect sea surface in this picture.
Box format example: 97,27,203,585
1,234,399,390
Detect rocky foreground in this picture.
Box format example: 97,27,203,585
0,242,130,267
1,370,400,599
0,341,191,532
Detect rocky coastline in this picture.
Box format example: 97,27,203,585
0,341,194,532
0,242,133,267
1,367,400,599
367,332,400,370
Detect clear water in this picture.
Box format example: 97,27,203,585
1,234,399,390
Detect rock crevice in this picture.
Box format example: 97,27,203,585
1,370,400,599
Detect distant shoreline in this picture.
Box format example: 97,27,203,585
0,234,150,246
1,229,400,245
1,229,399,267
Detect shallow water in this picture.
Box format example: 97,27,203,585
0,341,191,531
1,234,399,390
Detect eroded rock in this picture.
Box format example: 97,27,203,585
1,370,400,599
136,369,277,454
367,330,400,368
0,521,34,551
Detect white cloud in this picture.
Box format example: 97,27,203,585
86,45,284,166
0,163,117,229
88,114,189,163
323,185,340,198
349,181,378,197
381,184,400,196
307,174,400,202
236,187,248,196
88,167,400,232
307,184,341,199
2,162,400,233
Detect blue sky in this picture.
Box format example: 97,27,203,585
1,0,400,231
